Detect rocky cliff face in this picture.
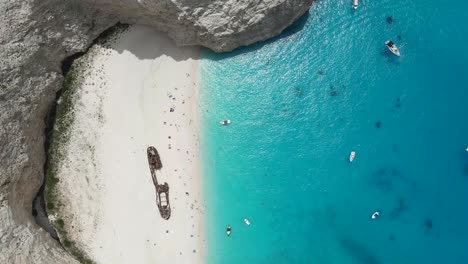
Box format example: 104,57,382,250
85,0,313,52
0,1,117,263
0,0,312,262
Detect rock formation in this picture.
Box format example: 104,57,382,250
0,1,116,263
85,0,313,52
0,0,312,262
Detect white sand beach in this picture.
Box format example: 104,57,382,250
51,25,204,263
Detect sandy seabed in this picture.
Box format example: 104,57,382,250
54,25,205,264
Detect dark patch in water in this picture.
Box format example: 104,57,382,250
389,235,395,241
372,168,394,193
295,87,303,97
424,218,433,232
395,102,401,108
390,198,408,219
373,168,386,177
381,49,401,65
375,121,382,128
318,69,325,75
380,49,390,57
457,150,468,177
373,168,401,177
375,178,393,192
389,168,401,176
370,167,416,194
463,163,468,177
329,85,339,97
397,35,402,41
339,238,381,264
386,16,394,24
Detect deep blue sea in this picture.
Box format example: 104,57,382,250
200,0,468,263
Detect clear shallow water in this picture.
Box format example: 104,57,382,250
200,0,468,263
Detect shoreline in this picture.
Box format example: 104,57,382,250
47,25,204,263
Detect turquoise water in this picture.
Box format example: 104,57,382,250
200,0,468,263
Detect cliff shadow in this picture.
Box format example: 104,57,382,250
203,12,310,61
110,25,197,62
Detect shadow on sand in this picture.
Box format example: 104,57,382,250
110,24,198,62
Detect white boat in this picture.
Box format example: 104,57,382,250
244,218,251,226
352,0,359,9
226,225,231,236
349,151,356,162
385,40,401,57
220,120,231,125
371,211,380,219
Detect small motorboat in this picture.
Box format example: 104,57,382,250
352,0,359,9
385,40,401,57
349,151,356,162
226,225,231,236
244,218,251,226
220,120,231,126
371,211,380,219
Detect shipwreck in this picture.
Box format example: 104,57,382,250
147,146,171,220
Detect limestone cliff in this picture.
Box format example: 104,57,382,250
85,0,313,52
0,1,116,263
0,0,312,263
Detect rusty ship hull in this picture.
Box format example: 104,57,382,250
147,146,171,220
